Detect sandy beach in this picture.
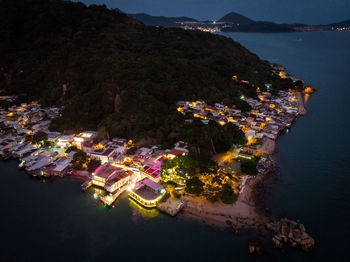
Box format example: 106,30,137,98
180,170,272,229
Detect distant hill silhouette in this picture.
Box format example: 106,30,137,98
128,10,350,33
129,13,197,27
217,12,254,24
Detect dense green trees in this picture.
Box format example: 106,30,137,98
185,177,204,195
240,156,260,175
219,183,238,204
179,119,246,156
71,150,89,170
65,146,78,153
71,150,101,172
0,0,294,141
31,131,48,145
161,155,198,179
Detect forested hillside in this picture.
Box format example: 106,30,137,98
0,0,295,151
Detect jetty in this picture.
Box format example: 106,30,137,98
157,197,185,216
100,184,130,206
81,180,92,191
296,92,307,115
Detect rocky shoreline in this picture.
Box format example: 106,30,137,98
180,86,316,254
180,157,315,254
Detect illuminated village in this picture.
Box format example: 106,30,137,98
0,72,312,217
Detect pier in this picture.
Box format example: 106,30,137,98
81,180,92,191
100,184,130,206
157,197,185,216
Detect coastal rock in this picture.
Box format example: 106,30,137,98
248,241,263,255
266,218,315,252
300,236,315,252
272,235,283,248
291,241,298,248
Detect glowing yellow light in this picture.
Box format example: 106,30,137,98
304,87,313,93
193,113,207,120
177,107,184,113
129,190,165,208
204,107,214,112
94,143,104,150
80,132,93,138
246,137,256,145
279,71,287,79
127,140,133,147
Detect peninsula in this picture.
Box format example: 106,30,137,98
0,0,315,253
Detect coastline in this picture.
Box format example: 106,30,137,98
180,163,274,230
180,90,310,231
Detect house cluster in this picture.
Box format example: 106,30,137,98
271,64,305,84
0,100,190,209
177,89,300,141
0,102,72,176
0,83,305,209
81,141,188,207
176,88,302,170
0,102,60,136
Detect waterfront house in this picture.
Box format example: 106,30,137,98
52,157,71,176
129,178,166,208
91,163,135,193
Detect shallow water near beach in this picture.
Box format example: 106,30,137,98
1,31,350,261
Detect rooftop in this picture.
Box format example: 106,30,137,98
105,170,132,187
133,184,160,201
93,163,123,180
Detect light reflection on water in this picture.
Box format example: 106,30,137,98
128,198,160,221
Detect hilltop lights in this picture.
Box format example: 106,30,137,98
304,87,313,93
240,95,245,100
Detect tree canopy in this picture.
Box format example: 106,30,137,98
240,156,260,175
71,150,89,170
31,131,48,145
185,177,204,195
0,0,295,147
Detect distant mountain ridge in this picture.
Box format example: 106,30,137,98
217,12,254,24
128,11,350,33
129,13,197,27
324,19,350,28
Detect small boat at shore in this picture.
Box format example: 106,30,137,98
81,180,92,191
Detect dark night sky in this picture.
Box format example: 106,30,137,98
74,0,350,24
